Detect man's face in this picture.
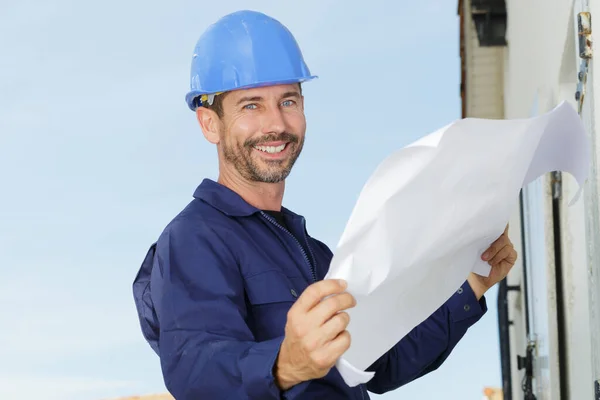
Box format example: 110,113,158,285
216,84,306,183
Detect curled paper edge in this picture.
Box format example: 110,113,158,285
335,357,375,386
328,101,591,387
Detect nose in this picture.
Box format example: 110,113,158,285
261,106,286,135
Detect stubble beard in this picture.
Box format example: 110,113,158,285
221,132,304,184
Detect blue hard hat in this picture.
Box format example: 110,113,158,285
185,10,317,111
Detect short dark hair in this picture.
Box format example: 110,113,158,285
203,92,227,118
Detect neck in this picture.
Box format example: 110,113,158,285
217,169,285,211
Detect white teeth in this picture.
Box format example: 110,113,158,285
254,144,286,153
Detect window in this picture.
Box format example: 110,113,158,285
471,0,507,46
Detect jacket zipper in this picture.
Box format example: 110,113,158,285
260,211,317,282
300,220,318,280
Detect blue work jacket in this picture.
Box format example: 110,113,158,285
133,178,487,400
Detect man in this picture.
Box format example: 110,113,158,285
132,10,517,400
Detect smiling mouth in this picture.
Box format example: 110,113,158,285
253,143,288,154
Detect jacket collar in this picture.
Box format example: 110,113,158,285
193,179,259,217
193,178,302,220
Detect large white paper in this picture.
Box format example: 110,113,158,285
325,101,590,386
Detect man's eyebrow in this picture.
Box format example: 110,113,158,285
236,96,263,106
281,91,300,99
235,92,300,106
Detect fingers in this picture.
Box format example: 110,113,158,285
482,231,511,261
293,279,348,313
319,311,351,344
310,292,356,326
301,310,350,353
488,244,515,267
279,280,354,385
499,259,516,273
325,330,352,358
312,330,351,368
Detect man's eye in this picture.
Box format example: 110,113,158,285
244,104,257,110
282,100,295,107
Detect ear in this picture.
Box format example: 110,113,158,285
196,107,221,144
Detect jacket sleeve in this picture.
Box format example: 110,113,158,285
364,281,487,394
152,221,309,400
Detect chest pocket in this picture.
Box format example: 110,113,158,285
244,270,303,341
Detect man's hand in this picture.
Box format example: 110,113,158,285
274,279,355,390
468,225,518,300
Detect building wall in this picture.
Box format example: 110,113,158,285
461,0,597,398
461,0,505,119
577,0,600,392
502,0,574,118
491,0,596,398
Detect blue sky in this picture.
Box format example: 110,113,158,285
1,0,501,398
